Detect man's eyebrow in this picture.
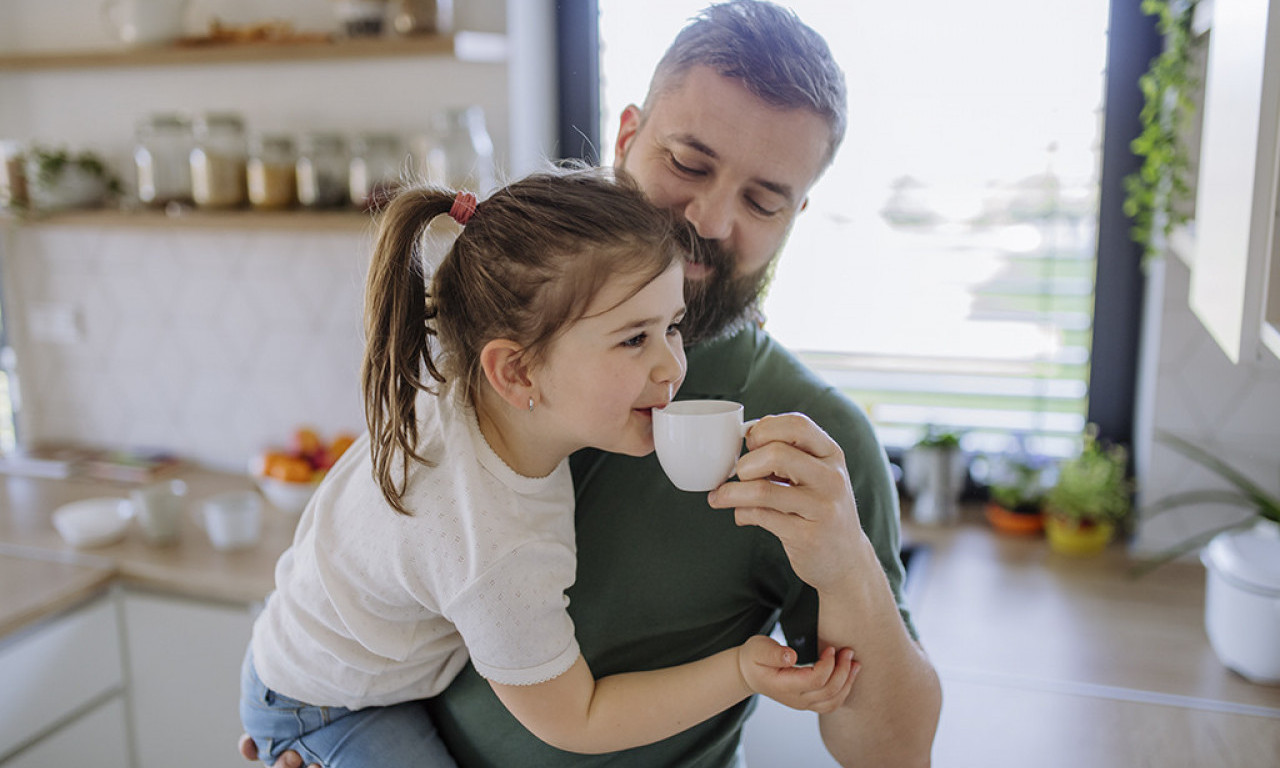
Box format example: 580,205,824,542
669,133,796,202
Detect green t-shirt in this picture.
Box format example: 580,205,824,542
426,324,913,767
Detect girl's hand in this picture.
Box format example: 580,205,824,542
737,635,860,714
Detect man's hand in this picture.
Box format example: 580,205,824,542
238,734,317,768
737,635,859,714
708,413,864,591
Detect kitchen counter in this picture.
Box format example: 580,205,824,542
0,467,294,638
901,510,1280,767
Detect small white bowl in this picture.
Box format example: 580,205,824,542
52,497,134,548
254,475,320,516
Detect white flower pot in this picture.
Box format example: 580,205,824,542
1201,519,1280,685
904,446,967,526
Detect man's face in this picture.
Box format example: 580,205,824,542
614,65,832,341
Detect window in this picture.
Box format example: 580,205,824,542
595,0,1114,459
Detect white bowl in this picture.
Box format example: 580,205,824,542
52,497,134,548
254,475,319,516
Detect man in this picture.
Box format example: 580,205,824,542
244,2,941,765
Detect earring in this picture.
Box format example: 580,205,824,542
528,397,535,412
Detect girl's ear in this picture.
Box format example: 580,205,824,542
480,339,535,411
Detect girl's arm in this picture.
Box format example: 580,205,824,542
488,634,857,754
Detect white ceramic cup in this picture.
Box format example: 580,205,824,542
653,400,757,492
130,478,187,545
101,0,190,46
200,490,262,551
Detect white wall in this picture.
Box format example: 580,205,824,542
1133,254,1280,554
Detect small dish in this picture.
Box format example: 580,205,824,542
52,497,134,548
254,475,320,516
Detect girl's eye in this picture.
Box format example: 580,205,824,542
622,332,648,348
666,322,682,337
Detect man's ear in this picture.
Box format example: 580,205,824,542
479,339,534,411
614,104,643,168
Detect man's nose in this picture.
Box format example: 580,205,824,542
683,187,734,242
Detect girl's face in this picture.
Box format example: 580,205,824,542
533,261,687,458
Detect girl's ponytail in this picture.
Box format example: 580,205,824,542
361,189,453,515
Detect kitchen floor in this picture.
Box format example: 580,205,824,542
742,510,1280,767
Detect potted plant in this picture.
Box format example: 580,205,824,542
903,426,967,526
984,451,1051,535
24,145,121,212
1133,432,1280,684
1043,425,1131,556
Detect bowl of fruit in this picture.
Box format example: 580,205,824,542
251,428,357,516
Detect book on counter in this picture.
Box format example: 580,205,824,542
0,443,183,483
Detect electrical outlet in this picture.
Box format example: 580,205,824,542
28,302,84,344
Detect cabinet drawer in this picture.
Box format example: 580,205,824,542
0,596,123,760
5,696,129,768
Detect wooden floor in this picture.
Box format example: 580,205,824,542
744,510,1280,767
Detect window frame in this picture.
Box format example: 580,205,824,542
554,0,1150,450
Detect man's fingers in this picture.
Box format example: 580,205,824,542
239,734,258,761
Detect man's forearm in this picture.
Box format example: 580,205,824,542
816,537,941,767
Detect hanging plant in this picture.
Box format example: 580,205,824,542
1122,0,1203,264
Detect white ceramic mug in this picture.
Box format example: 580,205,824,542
199,490,262,551
653,400,757,492
130,478,187,545
102,0,190,46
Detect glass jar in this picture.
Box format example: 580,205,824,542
296,132,350,209
349,132,405,210
134,113,193,207
437,106,495,193
392,0,453,35
248,134,298,210
190,112,248,209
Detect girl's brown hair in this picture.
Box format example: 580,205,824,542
362,165,684,514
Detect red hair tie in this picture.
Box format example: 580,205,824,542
449,191,478,225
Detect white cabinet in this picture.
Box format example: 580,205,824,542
1189,0,1280,363
0,595,128,766
121,590,257,768
6,698,130,768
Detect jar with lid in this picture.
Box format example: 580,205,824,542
296,132,349,209
134,113,193,207
190,112,248,209
437,106,495,193
349,132,405,210
248,134,298,210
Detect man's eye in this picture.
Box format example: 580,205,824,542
671,156,705,176
747,196,782,217
622,332,648,348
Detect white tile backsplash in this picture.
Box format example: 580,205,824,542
12,225,370,471
1134,255,1280,554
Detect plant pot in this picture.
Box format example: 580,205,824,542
1201,519,1280,685
1045,515,1113,556
904,446,966,526
984,502,1044,535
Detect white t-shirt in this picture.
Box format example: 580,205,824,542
250,394,580,709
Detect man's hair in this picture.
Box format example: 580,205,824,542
647,0,848,165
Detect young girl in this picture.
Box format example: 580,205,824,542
240,167,857,766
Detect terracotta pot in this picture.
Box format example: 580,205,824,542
1045,515,1113,556
984,502,1044,535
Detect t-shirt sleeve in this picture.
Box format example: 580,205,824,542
442,539,581,686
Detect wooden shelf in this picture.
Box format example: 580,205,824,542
0,32,507,72
6,207,377,232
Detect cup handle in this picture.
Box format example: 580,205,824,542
741,418,759,438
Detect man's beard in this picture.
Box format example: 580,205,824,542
674,223,773,346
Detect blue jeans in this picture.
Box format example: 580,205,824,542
240,650,457,768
